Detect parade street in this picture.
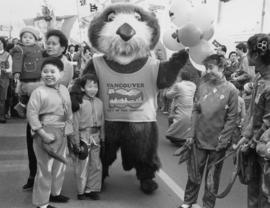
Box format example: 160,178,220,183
0,113,247,208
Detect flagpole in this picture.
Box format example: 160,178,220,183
260,0,266,32
75,0,83,43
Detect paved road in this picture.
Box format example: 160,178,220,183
0,113,247,208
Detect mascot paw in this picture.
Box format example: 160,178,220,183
140,179,158,194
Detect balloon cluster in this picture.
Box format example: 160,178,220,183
163,0,215,69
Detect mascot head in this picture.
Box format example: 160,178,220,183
88,3,160,65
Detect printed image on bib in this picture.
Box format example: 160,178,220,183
108,88,143,109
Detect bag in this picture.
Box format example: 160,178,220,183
238,148,257,185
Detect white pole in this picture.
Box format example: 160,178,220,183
217,1,222,24
260,0,266,32
75,0,83,43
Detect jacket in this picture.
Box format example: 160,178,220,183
10,42,43,81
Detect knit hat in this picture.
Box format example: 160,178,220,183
19,26,40,40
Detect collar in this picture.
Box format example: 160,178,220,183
0,50,5,54
43,51,63,59
83,94,95,101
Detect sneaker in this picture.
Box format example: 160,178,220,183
14,103,26,118
85,192,100,200
49,194,69,203
22,178,34,190
177,204,192,208
37,205,57,208
77,194,87,200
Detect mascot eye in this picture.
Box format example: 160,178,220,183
106,12,116,22
134,12,142,21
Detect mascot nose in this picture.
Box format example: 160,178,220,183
116,23,136,41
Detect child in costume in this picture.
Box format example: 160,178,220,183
69,73,104,200
11,26,43,118
27,57,73,208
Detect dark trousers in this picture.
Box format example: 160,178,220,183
0,78,9,118
184,146,226,208
26,123,37,178
103,121,161,181
248,156,270,208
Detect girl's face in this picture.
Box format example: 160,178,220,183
46,36,65,57
21,32,36,46
83,80,98,97
41,64,63,87
205,62,224,79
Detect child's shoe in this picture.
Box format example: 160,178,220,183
85,192,100,200
14,102,26,118
77,194,87,200
37,205,57,208
49,194,69,203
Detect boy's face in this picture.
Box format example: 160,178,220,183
205,61,224,79
21,32,36,46
83,80,98,97
46,36,65,57
41,64,63,87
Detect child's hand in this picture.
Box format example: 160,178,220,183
73,144,81,155
42,132,55,144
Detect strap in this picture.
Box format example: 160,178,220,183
206,148,240,199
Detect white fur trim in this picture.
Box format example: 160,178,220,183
98,13,153,63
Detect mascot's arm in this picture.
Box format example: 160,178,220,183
157,49,188,89
82,59,96,76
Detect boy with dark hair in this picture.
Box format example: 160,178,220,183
27,57,73,208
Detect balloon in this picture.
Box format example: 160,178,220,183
178,23,202,47
189,40,215,65
169,0,193,28
189,4,215,32
163,27,185,51
202,25,215,41
189,55,206,72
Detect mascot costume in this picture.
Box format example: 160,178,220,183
78,3,188,194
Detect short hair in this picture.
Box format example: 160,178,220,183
236,42,247,53
78,73,98,89
0,37,7,50
228,51,237,59
83,45,92,54
41,57,64,72
68,44,75,51
46,30,68,54
247,33,270,65
203,54,227,68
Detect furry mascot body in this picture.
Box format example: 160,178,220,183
81,3,188,194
